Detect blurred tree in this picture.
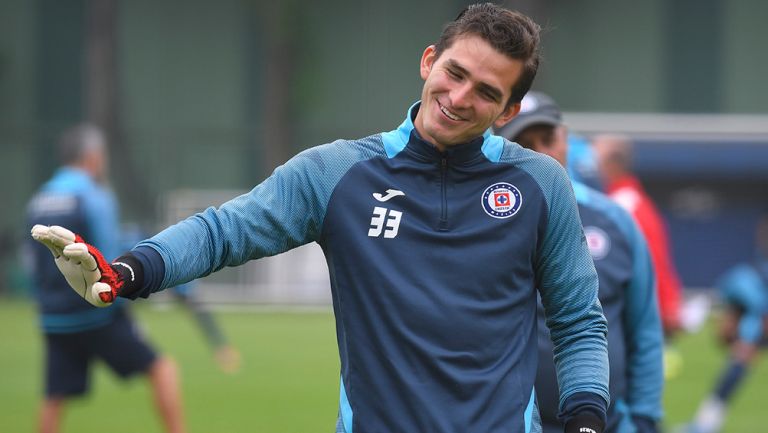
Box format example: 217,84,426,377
258,0,299,172
85,0,153,222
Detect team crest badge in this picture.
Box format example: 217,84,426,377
481,182,522,219
584,226,611,260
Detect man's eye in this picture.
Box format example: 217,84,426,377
480,91,497,102
446,69,461,79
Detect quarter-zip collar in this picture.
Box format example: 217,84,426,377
381,101,506,164
408,126,486,165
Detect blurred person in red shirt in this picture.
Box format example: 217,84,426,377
593,134,682,337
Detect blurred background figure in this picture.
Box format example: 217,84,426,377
171,282,241,373
497,91,664,433
566,133,603,191
593,133,683,337
592,133,687,380
685,216,768,433
120,225,241,374
26,124,186,433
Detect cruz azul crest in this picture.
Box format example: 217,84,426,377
584,226,611,260
481,182,522,219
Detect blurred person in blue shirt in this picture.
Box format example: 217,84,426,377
567,133,603,191
497,91,665,433
26,124,186,433
686,216,768,433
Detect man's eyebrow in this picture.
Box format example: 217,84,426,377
445,59,468,75
445,59,503,101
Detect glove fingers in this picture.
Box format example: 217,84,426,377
91,282,115,307
30,225,113,309
48,225,77,247
31,225,64,257
63,243,102,284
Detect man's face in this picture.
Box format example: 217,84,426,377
414,34,523,150
516,124,568,167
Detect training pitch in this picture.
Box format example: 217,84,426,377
0,299,765,432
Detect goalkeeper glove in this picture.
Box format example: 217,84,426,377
31,225,125,307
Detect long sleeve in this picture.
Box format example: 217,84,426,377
622,219,664,420
636,203,682,330
534,163,610,415
136,145,336,291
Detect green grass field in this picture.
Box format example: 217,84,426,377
0,299,765,432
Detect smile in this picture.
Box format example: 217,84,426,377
439,102,464,121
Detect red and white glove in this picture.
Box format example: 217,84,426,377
31,225,123,307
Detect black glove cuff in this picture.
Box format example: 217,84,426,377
564,413,604,433
111,253,144,298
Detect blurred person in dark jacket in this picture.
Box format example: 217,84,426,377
26,124,186,433
497,91,664,433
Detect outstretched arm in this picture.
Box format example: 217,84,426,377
30,145,335,307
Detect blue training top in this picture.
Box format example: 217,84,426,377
717,258,768,343
27,167,124,333
133,103,609,433
536,181,663,432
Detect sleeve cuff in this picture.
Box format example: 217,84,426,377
559,391,608,427
121,245,165,298
564,412,604,433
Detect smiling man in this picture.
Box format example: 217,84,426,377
32,4,608,433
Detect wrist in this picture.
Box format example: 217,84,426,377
559,392,608,430
111,253,145,297
564,413,604,433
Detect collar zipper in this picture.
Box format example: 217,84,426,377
439,157,448,231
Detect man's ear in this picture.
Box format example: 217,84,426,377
420,45,437,80
493,102,522,129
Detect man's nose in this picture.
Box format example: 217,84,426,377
450,82,473,108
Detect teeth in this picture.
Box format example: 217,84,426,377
440,104,461,121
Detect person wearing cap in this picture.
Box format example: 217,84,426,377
497,92,664,433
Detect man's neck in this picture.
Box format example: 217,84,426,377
412,105,446,152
